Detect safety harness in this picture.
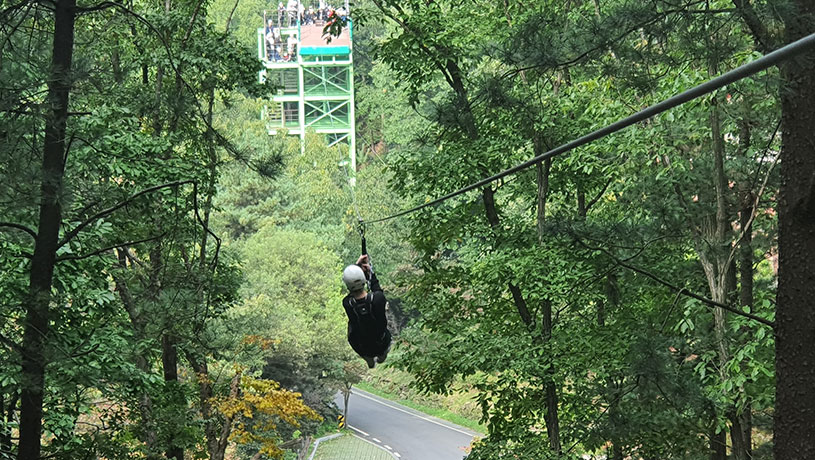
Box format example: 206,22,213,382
347,292,374,320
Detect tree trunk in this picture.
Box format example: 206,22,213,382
730,408,752,460
200,91,217,268
731,120,754,460
710,426,726,460
114,249,160,453
18,0,75,458
187,353,241,460
705,90,736,460
576,182,586,218
535,151,561,454
541,297,561,454
186,352,224,460
162,334,184,460
774,2,815,457
611,442,623,460
483,186,533,324
0,396,5,454
602,274,624,460
296,436,312,460
440,56,533,330
343,387,351,422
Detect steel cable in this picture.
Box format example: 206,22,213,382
364,32,815,224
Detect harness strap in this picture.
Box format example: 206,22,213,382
349,293,374,321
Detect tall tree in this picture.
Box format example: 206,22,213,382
773,1,815,456
18,0,76,457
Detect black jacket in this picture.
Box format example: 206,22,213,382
342,271,390,356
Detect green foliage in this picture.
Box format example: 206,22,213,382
0,0,788,457
346,0,783,457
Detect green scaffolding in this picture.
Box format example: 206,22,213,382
258,21,356,170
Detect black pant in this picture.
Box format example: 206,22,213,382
348,328,391,358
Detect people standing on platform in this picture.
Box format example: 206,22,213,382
272,27,282,60
286,0,297,26
264,19,275,60
277,2,285,25
287,34,297,61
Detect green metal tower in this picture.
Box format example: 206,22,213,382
258,9,356,171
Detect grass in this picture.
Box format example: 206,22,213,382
311,433,394,460
354,382,486,434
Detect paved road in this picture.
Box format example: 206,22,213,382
334,389,479,460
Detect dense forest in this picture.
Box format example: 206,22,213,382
1,0,814,459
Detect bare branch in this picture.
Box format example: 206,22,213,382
731,0,778,53
501,1,707,79
584,179,612,214
572,237,775,328
0,222,36,239
58,180,194,248
224,0,240,32
724,124,782,272
75,1,117,14
56,233,166,261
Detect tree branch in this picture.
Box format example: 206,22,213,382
731,0,778,53
564,378,641,455
191,181,221,269
73,1,258,169
75,1,118,14
368,0,456,89
501,2,706,79
723,135,780,275
56,233,167,261
584,179,612,214
0,0,34,19
573,237,775,328
58,180,194,248
0,222,36,239
224,0,240,32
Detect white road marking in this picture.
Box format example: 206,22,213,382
352,389,476,436
350,434,399,459
372,438,381,443
348,425,369,437
384,445,392,450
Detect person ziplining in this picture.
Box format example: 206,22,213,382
341,223,392,369
333,32,815,369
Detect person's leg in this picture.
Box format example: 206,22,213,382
375,332,392,364
375,346,390,364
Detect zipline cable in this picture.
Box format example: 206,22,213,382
338,146,363,222
338,149,372,278
366,32,815,225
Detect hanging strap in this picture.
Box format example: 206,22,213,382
358,219,372,281
359,218,367,256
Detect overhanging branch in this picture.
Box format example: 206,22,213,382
573,237,775,328
58,180,194,248
0,222,37,240
56,233,167,262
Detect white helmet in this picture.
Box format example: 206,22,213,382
342,265,366,292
